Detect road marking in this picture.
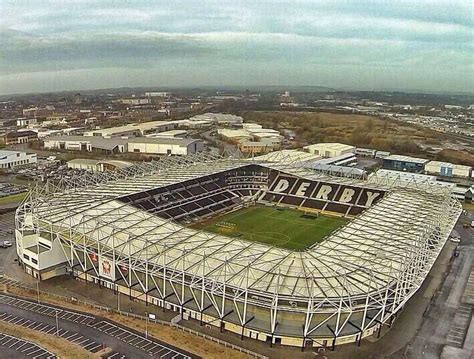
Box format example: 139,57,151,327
8,338,19,348
44,327,56,335
65,333,79,341
71,335,85,344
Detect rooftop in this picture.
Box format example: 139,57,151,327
46,135,127,150
127,137,200,146
304,142,355,150
384,154,430,164
0,150,35,157
426,160,472,170
85,120,175,136
25,156,460,301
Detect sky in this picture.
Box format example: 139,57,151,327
0,0,473,95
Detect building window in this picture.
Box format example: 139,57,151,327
23,254,30,260
31,258,38,264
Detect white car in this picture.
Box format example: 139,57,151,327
0,241,12,248
450,237,461,243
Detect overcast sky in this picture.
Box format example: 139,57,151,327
0,0,472,95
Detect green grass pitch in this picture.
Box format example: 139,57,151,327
192,206,349,251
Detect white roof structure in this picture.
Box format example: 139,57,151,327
16,152,461,343
253,150,321,163
304,143,355,153
22,155,458,299
84,120,176,137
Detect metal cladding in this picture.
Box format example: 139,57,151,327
15,152,462,347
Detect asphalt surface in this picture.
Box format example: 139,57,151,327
0,332,55,358
0,293,197,359
402,209,474,359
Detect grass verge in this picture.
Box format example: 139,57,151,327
0,192,27,205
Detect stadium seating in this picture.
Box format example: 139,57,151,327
118,165,269,221
118,165,383,222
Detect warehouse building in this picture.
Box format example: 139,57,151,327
0,150,37,169
382,155,429,173
84,120,177,138
218,123,283,155
67,159,133,172
127,137,203,155
190,113,243,125
146,129,187,138
44,136,127,154
3,130,38,145
217,129,252,142
304,143,356,158
425,161,472,178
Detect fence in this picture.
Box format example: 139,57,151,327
0,275,268,359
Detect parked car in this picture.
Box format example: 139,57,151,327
0,241,12,248
450,237,461,243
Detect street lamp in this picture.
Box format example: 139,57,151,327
55,310,59,336
145,311,148,339
117,290,120,312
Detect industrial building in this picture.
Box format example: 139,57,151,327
15,153,461,349
190,113,243,125
425,161,472,178
16,118,37,127
127,137,203,156
304,143,356,158
146,130,188,138
3,130,38,145
67,159,133,172
44,136,127,154
217,129,252,142
0,150,37,169
382,155,429,173
218,124,283,155
84,121,177,138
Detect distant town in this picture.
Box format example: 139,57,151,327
0,87,472,207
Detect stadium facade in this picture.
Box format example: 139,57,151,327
15,153,461,348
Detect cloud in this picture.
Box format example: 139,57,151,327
0,0,472,94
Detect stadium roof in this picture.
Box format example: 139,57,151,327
25,154,459,301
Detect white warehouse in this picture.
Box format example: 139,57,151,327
0,150,37,169
304,143,356,158
127,138,203,156
425,161,472,178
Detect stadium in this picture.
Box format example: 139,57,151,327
15,152,461,349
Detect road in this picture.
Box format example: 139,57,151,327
0,292,196,359
402,209,474,359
